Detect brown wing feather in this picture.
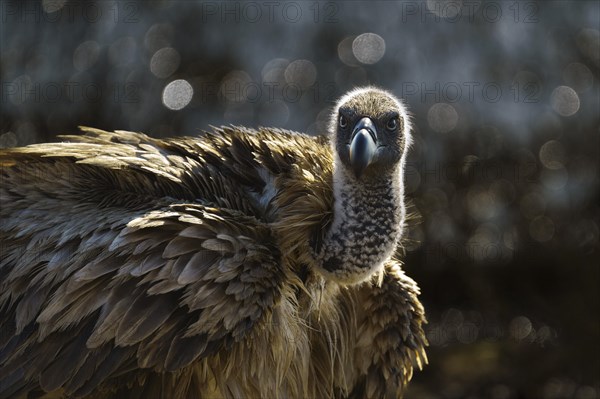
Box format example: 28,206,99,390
350,261,428,399
0,129,291,397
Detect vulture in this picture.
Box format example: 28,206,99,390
0,87,427,398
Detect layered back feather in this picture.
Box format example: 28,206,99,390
0,127,427,398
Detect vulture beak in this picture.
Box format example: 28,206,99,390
349,117,377,178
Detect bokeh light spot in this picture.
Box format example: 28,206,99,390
428,103,459,133
467,223,504,264
150,47,181,79
466,186,498,221
284,59,317,89
539,140,566,169
427,324,449,346
73,41,100,72
162,79,193,110
262,58,289,84
352,33,386,65
509,316,532,341
220,70,254,103
337,36,359,66
550,86,580,116
42,0,66,13
456,322,479,344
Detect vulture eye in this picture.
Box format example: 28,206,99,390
339,115,348,129
387,117,399,131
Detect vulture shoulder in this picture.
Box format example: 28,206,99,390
0,127,327,398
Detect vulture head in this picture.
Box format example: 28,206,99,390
332,87,412,179
316,87,412,285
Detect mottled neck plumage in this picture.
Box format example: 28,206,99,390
317,157,405,284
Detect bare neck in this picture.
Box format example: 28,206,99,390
317,158,405,284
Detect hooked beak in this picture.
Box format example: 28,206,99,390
349,117,377,178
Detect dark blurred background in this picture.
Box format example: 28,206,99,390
1,1,599,398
